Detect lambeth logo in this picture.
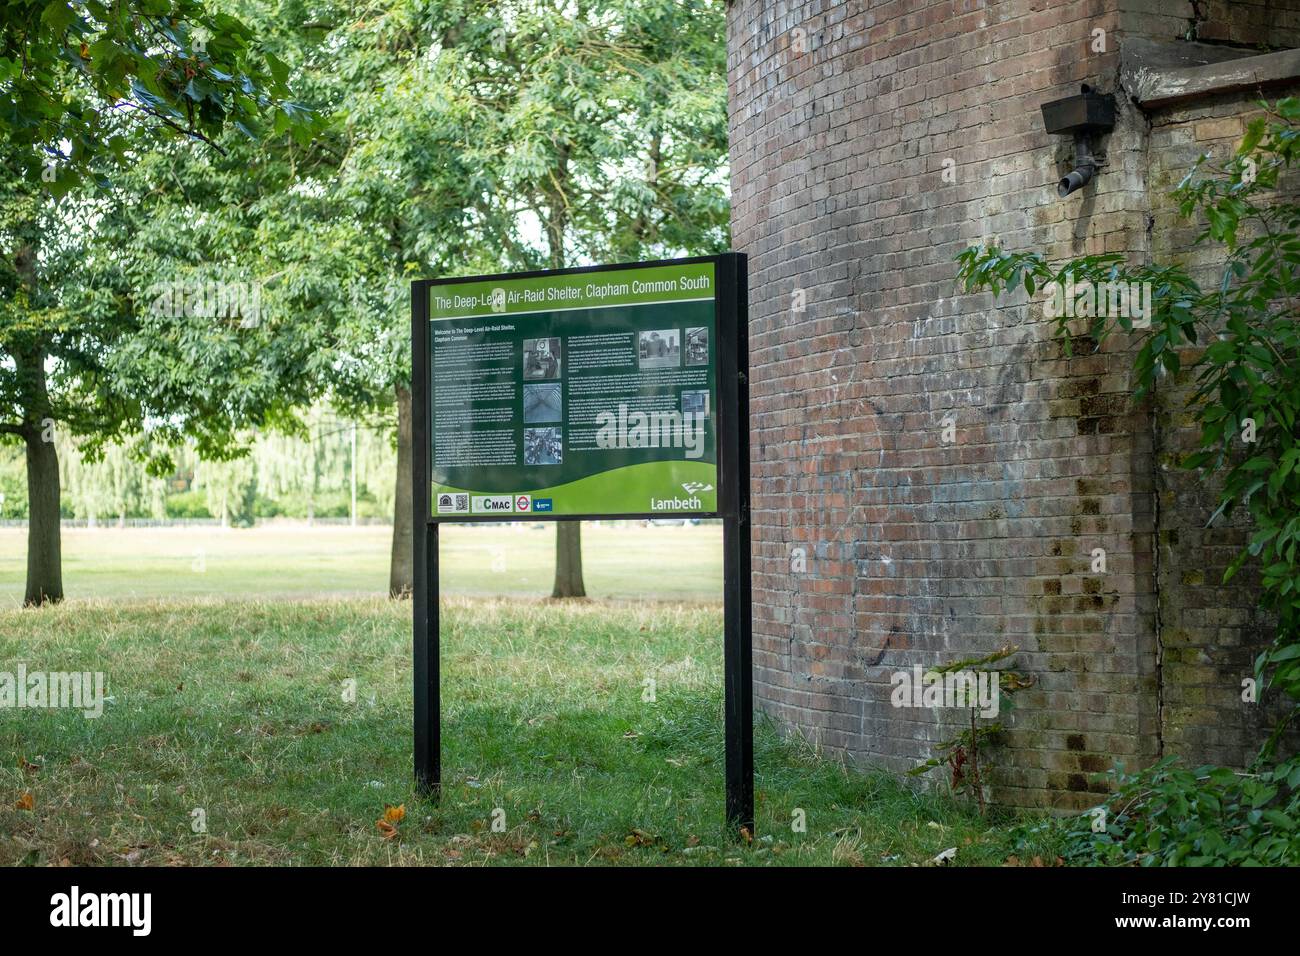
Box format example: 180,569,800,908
532,498,553,512
650,494,702,512
515,494,531,512
472,495,514,514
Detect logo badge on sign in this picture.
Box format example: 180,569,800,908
532,498,553,512
436,493,469,514
472,495,513,514
515,494,531,512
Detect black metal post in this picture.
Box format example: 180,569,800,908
723,514,754,833
412,281,440,797
718,253,753,834
414,523,440,796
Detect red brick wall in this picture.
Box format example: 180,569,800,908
1145,85,1300,766
1120,0,1300,49
729,0,1161,810
729,0,1300,809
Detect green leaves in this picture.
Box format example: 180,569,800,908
1,0,319,187
1033,757,1300,866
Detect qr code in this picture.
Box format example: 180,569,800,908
437,493,469,514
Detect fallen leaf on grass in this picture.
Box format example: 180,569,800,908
15,792,34,811
376,804,405,839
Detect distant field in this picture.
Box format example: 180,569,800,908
0,522,723,606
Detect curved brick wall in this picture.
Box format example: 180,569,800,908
727,0,1297,809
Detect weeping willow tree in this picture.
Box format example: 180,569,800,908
39,406,397,527
58,435,167,526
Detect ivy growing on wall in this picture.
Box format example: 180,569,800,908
957,98,1300,864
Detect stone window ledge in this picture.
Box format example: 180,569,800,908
1122,38,1300,110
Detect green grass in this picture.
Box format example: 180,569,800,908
0,522,723,606
0,597,1057,866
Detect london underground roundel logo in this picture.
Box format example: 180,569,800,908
515,494,531,512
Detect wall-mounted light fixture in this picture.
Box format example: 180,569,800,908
1040,85,1116,198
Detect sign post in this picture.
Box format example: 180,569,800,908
411,253,751,832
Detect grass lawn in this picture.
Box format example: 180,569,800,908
0,597,1057,866
0,522,723,606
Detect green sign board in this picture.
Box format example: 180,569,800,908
410,253,752,830
424,260,720,518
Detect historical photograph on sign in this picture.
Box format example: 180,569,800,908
637,329,680,369
682,389,710,417
524,427,563,465
523,337,561,379
685,327,709,366
523,382,562,423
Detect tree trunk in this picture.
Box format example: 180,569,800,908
389,384,414,598
543,162,586,599
13,232,62,606
551,521,586,598
24,428,63,606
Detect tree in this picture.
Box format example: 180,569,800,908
194,453,257,527
60,433,161,525
44,0,732,606
258,1,493,597
0,0,310,189
0,1,315,605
